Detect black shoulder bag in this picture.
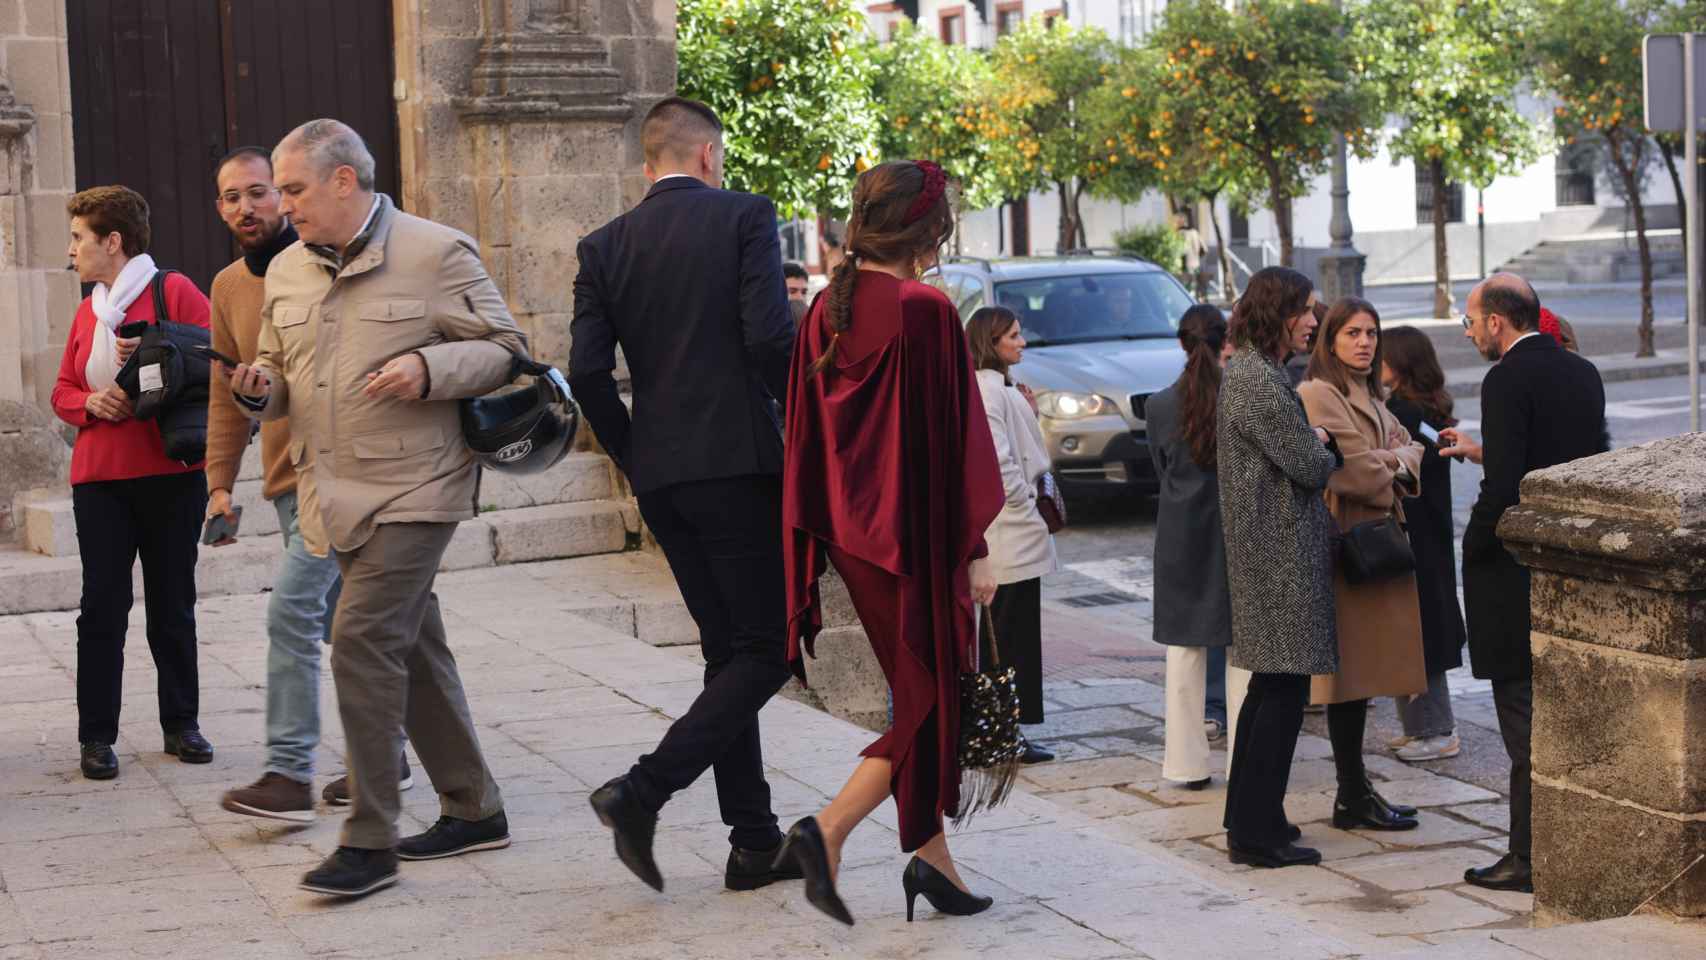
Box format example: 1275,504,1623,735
1337,409,1415,585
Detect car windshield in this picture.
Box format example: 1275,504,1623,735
992,273,1194,346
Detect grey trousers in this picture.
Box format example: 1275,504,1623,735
331,521,502,849
1395,670,1456,738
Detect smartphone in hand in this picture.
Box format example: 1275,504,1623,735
1415,421,1440,444
194,343,241,368
201,506,243,545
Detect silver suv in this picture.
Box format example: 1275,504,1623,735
925,255,1196,496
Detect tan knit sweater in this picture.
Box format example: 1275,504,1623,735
206,258,294,500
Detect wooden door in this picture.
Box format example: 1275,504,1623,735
66,0,400,294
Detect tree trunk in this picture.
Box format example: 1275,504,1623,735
1431,158,1452,319
1263,160,1294,267
1609,134,1656,358
1206,189,1235,301
1074,181,1089,250
1055,180,1081,254
1656,137,1687,286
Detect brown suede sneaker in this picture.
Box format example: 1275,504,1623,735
222,772,315,823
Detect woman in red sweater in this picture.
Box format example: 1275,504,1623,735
50,186,214,781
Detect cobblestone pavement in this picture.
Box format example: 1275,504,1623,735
1,554,1701,958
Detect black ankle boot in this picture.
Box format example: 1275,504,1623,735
1333,789,1419,831
902,856,993,922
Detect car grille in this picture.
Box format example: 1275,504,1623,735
1129,393,1152,422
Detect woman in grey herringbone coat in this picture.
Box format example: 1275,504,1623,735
1217,266,1342,870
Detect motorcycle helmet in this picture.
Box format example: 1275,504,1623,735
460,361,578,474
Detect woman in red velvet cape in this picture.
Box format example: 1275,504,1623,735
776,160,1005,926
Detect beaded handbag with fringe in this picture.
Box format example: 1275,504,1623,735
952,605,1025,826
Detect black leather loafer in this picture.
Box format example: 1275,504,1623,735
1465,853,1533,892
726,841,804,891
1227,840,1322,869
80,742,118,780
589,776,663,891
164,729,213,764
1333,793,1419,831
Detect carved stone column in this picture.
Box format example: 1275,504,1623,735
456,0,628,123
1497,435,1706,923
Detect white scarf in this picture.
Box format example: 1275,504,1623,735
84,253,157,391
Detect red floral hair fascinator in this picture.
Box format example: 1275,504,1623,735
902,160,947,226
1538,307,1564,345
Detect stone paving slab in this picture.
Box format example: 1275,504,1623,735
0,554,1701,959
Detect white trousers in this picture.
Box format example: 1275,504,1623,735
1162,646,1251,784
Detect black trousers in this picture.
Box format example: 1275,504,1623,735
630,474,791,851
983,578,1043,724
71,471,206,745
1492,678,1533,860
1223,671,1309,848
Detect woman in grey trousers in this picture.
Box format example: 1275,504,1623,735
1217,266,1342,869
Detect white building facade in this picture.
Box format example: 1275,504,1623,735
860,0,1680,288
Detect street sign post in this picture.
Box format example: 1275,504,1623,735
1644,34,1704,432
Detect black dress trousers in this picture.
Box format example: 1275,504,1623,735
984,578,1044,724
71,470,206,745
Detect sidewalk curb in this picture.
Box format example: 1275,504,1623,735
1446,355,1698,399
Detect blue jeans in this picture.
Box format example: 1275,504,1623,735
264,491,342,783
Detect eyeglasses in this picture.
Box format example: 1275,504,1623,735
1461,312,1481,331
217,185,278,209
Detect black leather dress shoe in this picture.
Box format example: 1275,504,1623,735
1465,853,1533,892
1020,741,1055,764
726,841,804,891
1365,778,1418,818
300,846,400,898
1227,840,1322,868
1332,792,1419,831
589,776,663,891
80,743,118,780
164,729,213,764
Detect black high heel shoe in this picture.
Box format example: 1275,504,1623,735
777,817,854,926
902,856,993,922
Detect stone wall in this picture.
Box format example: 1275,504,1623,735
393,0,675,372
0,0,80,413
1498,434,1706,924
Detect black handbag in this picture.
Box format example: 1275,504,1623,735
1336,410,1415,584
1339,514,1414,584
952,605,1026,826
114,271,211,464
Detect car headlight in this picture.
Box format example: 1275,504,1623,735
1035,391,1118,420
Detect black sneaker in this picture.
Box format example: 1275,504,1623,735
80,743,118,780
299,846,399,898
397,811,510,861
322,753,415,806
163,729,213,764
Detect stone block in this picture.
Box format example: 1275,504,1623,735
527,311,571,371
0,399,70,535
1531,572,1706,661
0,1,20,35
817,569,862,628
472,174,512,248
477,452,614,511
21,0,56,36
420,176,477,239
29,110,65,191
1531,633,1706,814
502,122,626,179
786,625,888,732
608,38,676,97
486,500,627,564
4,37,61,116
508,242,577,316
13,491,72,556
439,518,495,571
421,0,483,37
23,191,67,271
633,598,695,647
228,480,280,539
419,36,483,99
1532,781,1706,921
0,545,78,613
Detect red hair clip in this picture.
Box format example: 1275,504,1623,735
902,160,947,226
1538,307,1564,345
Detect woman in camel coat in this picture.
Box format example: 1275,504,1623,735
1296,297,1427,833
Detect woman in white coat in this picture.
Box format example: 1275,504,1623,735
966,306,1059,764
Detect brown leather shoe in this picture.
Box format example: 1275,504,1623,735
222,772,315,823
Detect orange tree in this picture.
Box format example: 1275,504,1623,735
676,0,879,216
1652,0,1706,280
977,17,1120,253
1355,0,1542,319
1529,0,1675,356
870,21,1002,212
1143,0,1380,267
1089,45,1265,295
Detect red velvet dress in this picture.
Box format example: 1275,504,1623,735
783,271,1004,851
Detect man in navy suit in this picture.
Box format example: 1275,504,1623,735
571,96,799,895
1441,272,1607,895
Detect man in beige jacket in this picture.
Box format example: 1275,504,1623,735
230,119,521,899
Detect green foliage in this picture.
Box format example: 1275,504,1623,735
1142,0,1381,263
676,0,880,216
1353,0,1543,190
1113,222,1189,269
870,22,1002,210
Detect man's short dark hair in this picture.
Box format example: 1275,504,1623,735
1481,275,1540,332
782,261,809,281
642,97,723,167
217,145,273,178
